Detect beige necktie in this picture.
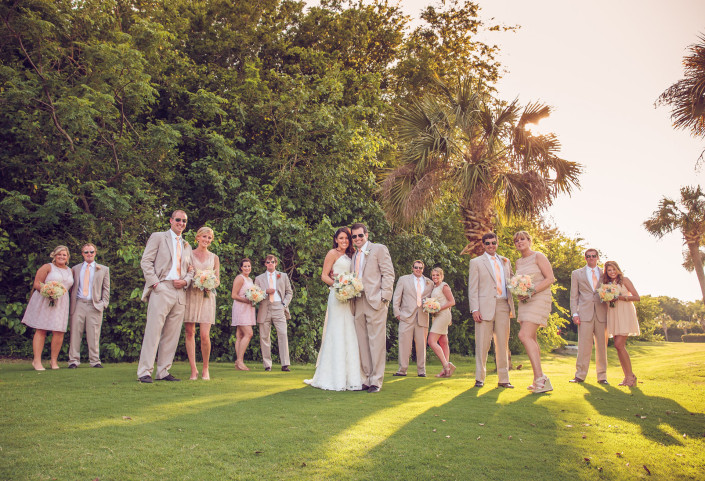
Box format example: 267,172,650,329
415,277,422,307
176,237,182,277
592,269,598,290
355,251,362,276
492,257,502,296
269,273,275,302
82,265,90,297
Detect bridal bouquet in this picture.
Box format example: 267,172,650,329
597,283,621,307
333,272,364,302
507,274,535,303
245,285,266,305
40,281,67,307
193,269,218,298
422,297,441,314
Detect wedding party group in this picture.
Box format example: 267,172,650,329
20,210,642,393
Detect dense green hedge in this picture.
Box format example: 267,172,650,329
682,333,705,343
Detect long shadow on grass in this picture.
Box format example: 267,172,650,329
582,383,705,446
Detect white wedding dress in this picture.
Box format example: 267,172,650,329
304,255,363,391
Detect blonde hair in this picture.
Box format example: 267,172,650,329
50,245,70,264
513,230,532,244
196,226,214,238
431,267,444,280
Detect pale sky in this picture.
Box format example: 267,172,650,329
398,0,705,301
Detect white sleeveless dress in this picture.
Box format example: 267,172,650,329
304,255,363,391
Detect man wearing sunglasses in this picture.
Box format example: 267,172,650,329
569,249,608,385
468,232,515,388
255,255,293,372
67,243,110,368
137,210,194,383
392,260,434,377
350,223,394,393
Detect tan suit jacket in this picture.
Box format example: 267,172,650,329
353,242,395,310
570,267,607,323
468,255,515,319
69,263,110,315
255,271,293,322
393,274,434,327
140,230,193,302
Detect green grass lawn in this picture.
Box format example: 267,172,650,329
1,342,704,481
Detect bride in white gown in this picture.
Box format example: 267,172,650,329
304,227,362,391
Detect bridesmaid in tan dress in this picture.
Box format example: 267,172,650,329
427,267,456,377
513,231,555,393
21,245,74,370
602,261,641,387
231,258,256,371
184,227,220,380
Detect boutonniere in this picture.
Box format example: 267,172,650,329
363,249,370,256
503,258,509,264
276,273,281,279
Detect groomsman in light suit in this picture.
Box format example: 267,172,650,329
468,232,516,388
255,255,293,371
68,243,110,368
351,223,395,393
570,248,609,384
137,210,193,383
393,260,434,377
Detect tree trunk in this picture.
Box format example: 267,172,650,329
459,196,494,256
686,240,705,304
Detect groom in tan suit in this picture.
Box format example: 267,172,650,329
393,260,433,377
351,223,394,393
570,248,608,384
68,243,110,368
255,255,294,372
468,232,515,388
137,210,193,383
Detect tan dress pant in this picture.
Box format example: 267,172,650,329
575,313,608,381
354,295,387,388
259,304,290,369
397,314,428,375
475,299,511,384
68,300,103,366
137,283,185,379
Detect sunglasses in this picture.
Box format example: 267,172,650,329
173,218,187,223
413,266,424,270
586,254,597,258
351,234,365,239
83,250,95,254
265,260,276,264
484,241,497,246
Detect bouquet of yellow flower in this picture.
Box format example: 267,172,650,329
194,269,219,298
507,274,535,303
40,281,67,307
422,297,441,314
333,272,364,302
597,283,621,307
245,285,266,306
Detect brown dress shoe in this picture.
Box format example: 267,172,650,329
497,382,514,388
569,377,585,383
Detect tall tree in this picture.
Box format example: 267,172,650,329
644,186,705,303
382,76,581,255
656,34,705,164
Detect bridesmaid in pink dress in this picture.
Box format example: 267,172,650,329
184,227,220,380
231,258,256,370
21,245,74,370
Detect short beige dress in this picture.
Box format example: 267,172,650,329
184,251,219,324
607,283,640,337
22,263,74,332
515,252,552,326
429,282,452,335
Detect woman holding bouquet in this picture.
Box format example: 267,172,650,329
602,261,640,387
21,245,74,370
427,267,456,377
304,227,362,391
513,231,555,393
231,258,256,370
184,227,220,380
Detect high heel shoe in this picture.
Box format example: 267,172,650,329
618,375,636,387
447,362,456,377
532,375,553,394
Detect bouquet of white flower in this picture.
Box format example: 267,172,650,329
40,281,67,307
333,272,364,302
507,274,536,303
193,269,218,297
422,297,441,314
245,285,267,305
597,283,621,307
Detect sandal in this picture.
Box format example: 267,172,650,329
532,375,553,394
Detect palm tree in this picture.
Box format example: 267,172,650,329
644,185,705,303
382,76,581,255
656,34,705,164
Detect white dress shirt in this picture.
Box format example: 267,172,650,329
268,271,282,303
77,261,95,300
485,252,508,298
164,229,184,281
